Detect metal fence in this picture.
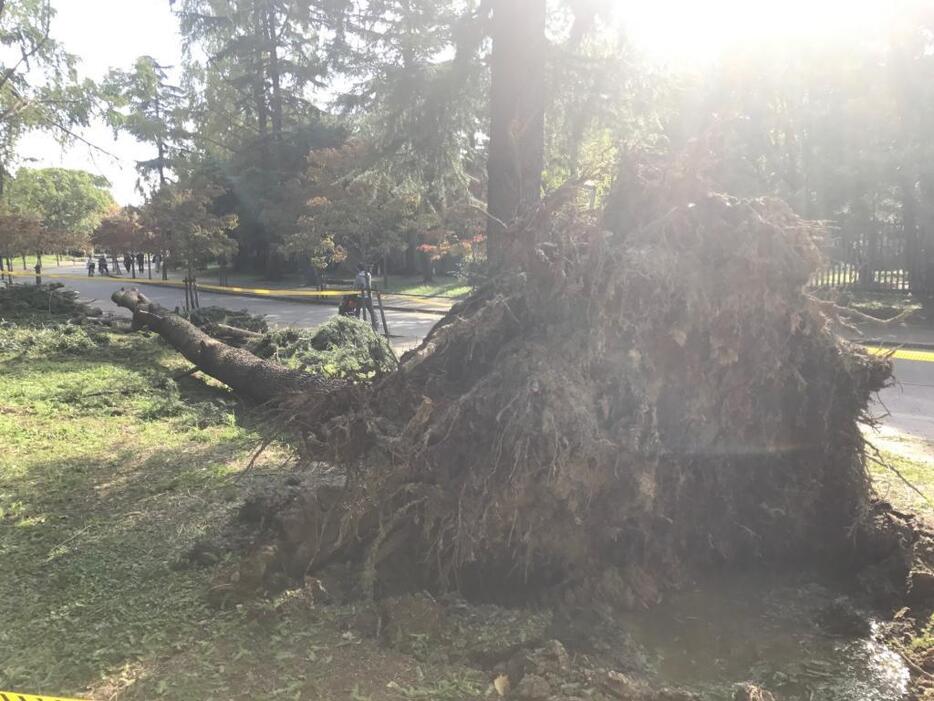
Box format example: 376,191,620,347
809,227,929,295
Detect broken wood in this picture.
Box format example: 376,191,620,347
205,322,264,343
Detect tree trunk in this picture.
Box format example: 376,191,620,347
111,288,336,404
485,0,546,264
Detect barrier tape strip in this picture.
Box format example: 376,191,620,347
0,268,350,297
863,345,934,364
0,691,88,701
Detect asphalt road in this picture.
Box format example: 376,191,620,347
49,271,441,353
876,357,934,442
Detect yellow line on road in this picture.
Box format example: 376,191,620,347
863,345,934,363
1,691,89,701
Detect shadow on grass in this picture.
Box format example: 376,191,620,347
0,330,292,695
0,437,267,694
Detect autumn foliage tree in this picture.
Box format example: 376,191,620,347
0,210,39,280
140,180,238,281
4,167,115,274
285,143,412,273
92,208,149,275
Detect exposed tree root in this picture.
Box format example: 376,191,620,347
228,169,899,605
119,163,906,607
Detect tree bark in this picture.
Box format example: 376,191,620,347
485,0,546,264
111,288,335,403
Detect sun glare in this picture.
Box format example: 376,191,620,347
622,0,900,62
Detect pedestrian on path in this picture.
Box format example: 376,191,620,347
354,263,378,330
98,255,109,276
87,256,95,277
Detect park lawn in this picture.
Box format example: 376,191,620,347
6,254,66,270
377,275,472,298
868,447,934,522
0,330,255,695
0,324,484,701
868,440,934,668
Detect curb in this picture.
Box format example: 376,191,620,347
85,276,452,317
850,339,934,352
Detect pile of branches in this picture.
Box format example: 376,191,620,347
246,318,397,380
0,283,103,323
230,165,896,605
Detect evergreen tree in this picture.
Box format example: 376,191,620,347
104,56,188,190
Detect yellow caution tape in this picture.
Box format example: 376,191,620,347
863,345,934,364
196,281,348,297
0,691,89,701
0,269,350,297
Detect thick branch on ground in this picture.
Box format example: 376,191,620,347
207,322,263,340
111,288,335,403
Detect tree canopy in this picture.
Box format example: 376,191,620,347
0,1,101,188
3,0,929,289
6,167,114,237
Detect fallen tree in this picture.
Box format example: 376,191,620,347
111,288,344,404
117,165,904,607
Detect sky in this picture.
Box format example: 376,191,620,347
15,0,902,206
17,0,182,205
622,0,897,61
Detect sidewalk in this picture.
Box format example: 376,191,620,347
845,321,934,350
42,262,457,316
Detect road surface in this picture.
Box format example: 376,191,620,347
876,357,934,443
46,270,441,353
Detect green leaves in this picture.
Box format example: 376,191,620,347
102,56,189,191
1,167,115,255
140,178,238,271
0,1,100,165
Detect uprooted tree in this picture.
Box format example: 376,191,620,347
113,157,904,607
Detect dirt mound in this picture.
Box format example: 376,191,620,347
232,164,895,606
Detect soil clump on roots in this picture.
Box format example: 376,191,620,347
233,167,907,611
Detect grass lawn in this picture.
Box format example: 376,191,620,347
864,424,934,522
868,446,934,521
376,275,472,299
5,254,70,270
0,316,485,700
865,432,934,666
